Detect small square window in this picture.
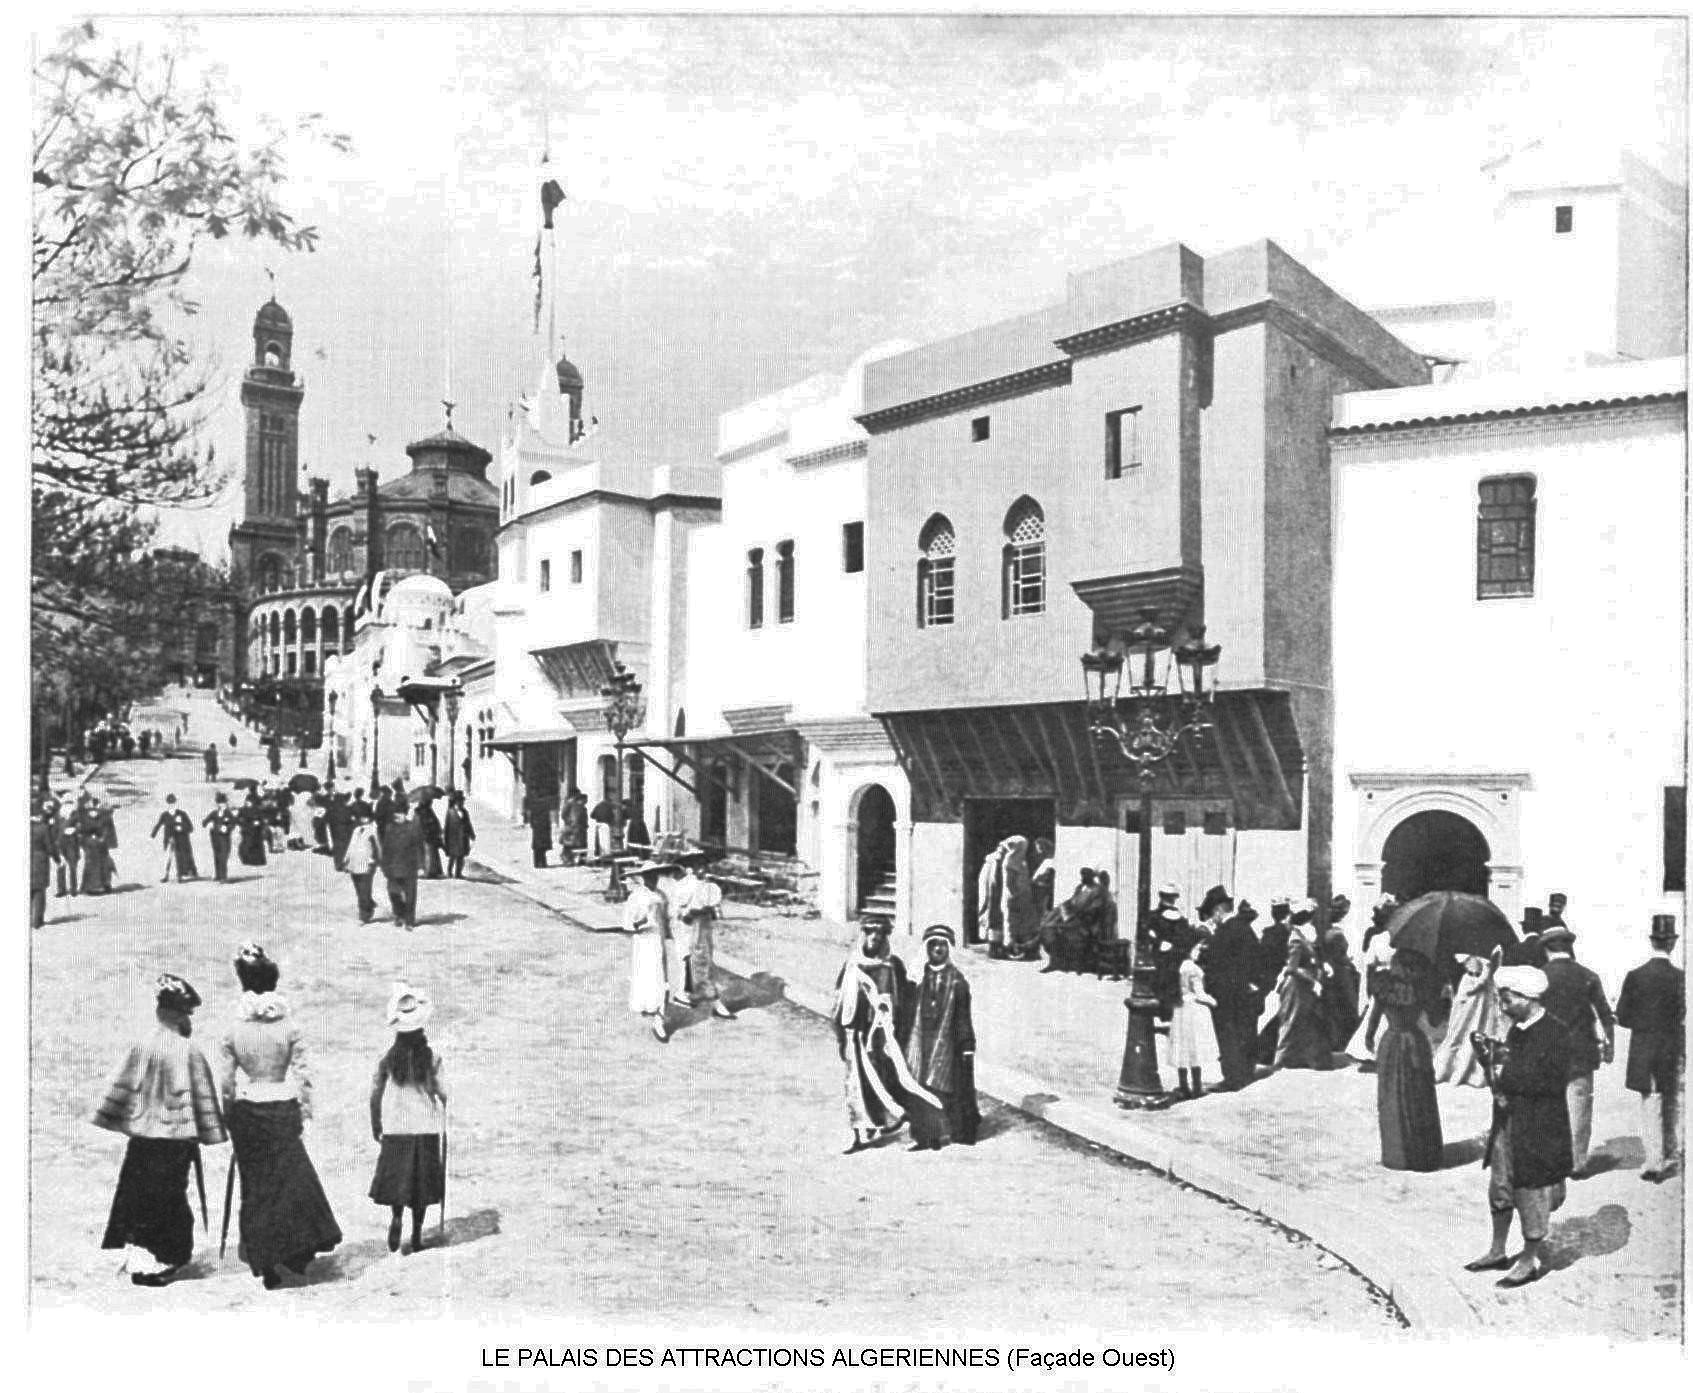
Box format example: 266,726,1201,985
569,549,583,584
842,521,864,574
971,416,990,442
1202,808,1229,836
1162,810,1187,836
1554,204,1574,234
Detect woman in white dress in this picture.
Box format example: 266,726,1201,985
622,861,674,1042
1169,938,1220,1099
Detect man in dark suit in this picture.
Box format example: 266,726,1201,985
1256,894,1294,1063
325,790,355,870
1209,898,1265,1091
30,798,58,929
1615,915,1684,1182
1540,926,1614,1176
53,796,80,897
380,800,427,930
201,793,238,882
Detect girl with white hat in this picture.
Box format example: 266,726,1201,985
367,984,448,1254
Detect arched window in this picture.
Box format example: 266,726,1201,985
282,609,297,645
263,342,283,368
267,612,281,648
746,548,765,629
529,470,552,487
1002,496,1046,618
916,514,956,628
256,553,284,594
322,607,340,648
300,607,317,644
776,540,796,623
327,526,354,575
386,523,426,573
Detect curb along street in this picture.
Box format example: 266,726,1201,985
471,844,1477,1334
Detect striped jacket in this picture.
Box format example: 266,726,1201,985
92,1023,227,1145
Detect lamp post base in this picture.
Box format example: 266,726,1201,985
1115,993,1167,1105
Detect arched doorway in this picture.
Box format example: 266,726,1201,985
854,784,897,913
1381,810,1491,900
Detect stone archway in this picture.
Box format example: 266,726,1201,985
1381,810,1491,899
850,783,898,916
1350,771,1530,923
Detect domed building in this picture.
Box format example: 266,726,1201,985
226,295,498,739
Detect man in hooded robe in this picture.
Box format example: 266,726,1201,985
833,916,942,1153
904,925,980,1149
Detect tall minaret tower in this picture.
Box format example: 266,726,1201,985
228,295,306,593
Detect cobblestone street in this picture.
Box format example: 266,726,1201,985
29,708,1395,1332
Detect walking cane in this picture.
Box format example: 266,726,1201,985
191,1148,209,1232
219,1153,238,1258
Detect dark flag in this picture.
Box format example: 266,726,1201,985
541,176,566,229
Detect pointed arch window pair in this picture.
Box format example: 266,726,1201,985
915,497,1046,627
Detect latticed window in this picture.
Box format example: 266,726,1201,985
1476,475,1536,599
1002,496,1046,617
917,515,956,628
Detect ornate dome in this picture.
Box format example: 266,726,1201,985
381,572,454,621
255,298,293,332
556,349,584,394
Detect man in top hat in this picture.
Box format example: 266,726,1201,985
1545,892,1570,931
1539,923,1614,1175
30,795,59,929
1467,965,1573,1289
833,914,939,1153
379,797,428,930
93,973,227,1285
151,794,199,882
52,792,81,898
201,792,238,882
1208,894,1266,1091
1614,916,1684,1182
904,925,980,1150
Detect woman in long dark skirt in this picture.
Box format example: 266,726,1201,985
369,985,448,1255
217,944,341,1288
1366,949,1444,1171
93,973,228,1285
237,793,268,866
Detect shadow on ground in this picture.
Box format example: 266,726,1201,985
1545,1203,1632,1272
293,1207,502,1286
1583,1136,1645,1175
1442,1134,1488,1169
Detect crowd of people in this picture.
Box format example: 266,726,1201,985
92,948,445,1289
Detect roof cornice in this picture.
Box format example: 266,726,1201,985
1330,393,1686,444
1051,300,1209,358
855,359,1071,435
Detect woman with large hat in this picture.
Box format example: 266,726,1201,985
93,973,227,1285
217,944,342,1288
368,984,448,1255
621,859,678,1041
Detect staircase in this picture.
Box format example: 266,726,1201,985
861,870,898,919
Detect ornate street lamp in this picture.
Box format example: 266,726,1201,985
1081,612,1221,1105
369,685,382,793
442,686,462,792
325,690,338,782
599,661,646,888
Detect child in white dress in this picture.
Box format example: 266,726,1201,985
1169,939,1220,1099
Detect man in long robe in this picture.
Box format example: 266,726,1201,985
905,925,980,1149
1208,897,1265,1090
833,916,942,1153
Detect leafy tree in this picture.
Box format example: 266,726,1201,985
31,21,345,744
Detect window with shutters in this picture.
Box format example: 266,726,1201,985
1476,475,1536,599
916,515,956,628
1002,496,1046,617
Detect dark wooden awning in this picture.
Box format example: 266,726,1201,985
487,727,577,751
627,728,806,800
878,691,1304,828
530,639,620,697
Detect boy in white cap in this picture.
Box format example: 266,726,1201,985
1467,965,1573,1288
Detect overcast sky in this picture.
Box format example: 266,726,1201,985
73,12,1686,559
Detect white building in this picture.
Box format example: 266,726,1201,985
1364,139,1686,380
1331,356,1687,987
651,346,916,924
482,343,719,831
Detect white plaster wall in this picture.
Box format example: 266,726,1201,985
1333,402,1686,986
818,760,910,926
1493,188,1623,372
910,821,964,941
